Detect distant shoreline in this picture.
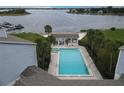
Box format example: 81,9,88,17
0,9,31,16
0,13,30,16
67,7,124,16
67,12,124,16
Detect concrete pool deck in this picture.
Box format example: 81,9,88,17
48,46,103,80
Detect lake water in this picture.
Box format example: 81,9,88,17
0,9,124,33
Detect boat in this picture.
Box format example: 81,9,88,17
15,24,24,29
2,22,14,28
6,27,16,31
2,22,12,26
0,22,24,31
0,25,2,29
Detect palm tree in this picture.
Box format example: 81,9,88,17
44,25,52,34
93,31,105,56
105,40,116,72
47,35,56,45
35,38,51,70
87,29,96,56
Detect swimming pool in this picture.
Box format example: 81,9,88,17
58,48,89,76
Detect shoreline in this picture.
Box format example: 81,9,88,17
67,12,124,16
0,13,31,16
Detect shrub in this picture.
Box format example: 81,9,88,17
110,27,116,31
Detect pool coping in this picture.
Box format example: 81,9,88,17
49,46,103,80
56,48,93,77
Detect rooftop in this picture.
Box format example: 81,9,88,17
119,46,124,50
52,32,79,38
15,66,124,86
0,34,36,45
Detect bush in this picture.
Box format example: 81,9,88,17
35,38,51,70
110,27,116,31
80,29,87,32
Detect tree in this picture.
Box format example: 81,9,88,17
47,35,56,45
35,38,51,70
107,6,113,13
87,29,96,56
44,25,52,34
93,30,105,48
110,27,116,31
97,48,110,78
105,40,118,73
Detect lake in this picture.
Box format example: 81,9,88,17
0,9,124,33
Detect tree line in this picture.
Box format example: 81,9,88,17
0,8,30,15
79,29,124,79
68,6,124,15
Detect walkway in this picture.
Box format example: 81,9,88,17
48,52,58,76
48,46,103,80
77,32,87,40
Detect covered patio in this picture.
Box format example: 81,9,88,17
52,32,79,46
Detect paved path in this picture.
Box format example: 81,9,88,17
78,32,87,40
48,46,103,80
48,52,58,76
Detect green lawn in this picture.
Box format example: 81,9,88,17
103,29,124,43
12,32,44,42
80,29,124,47
13,29,124,43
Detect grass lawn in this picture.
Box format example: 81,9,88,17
81,29,124,44
12,32,44,42
102,29,124,43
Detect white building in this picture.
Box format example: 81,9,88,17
52,32,79,46
97,10,103,15
0,30,37,85
114,46,124,80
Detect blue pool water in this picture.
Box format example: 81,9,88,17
59,48,89,75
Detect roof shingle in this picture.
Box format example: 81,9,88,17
15,66,124,86
0,35,36,45
52,32,79,38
